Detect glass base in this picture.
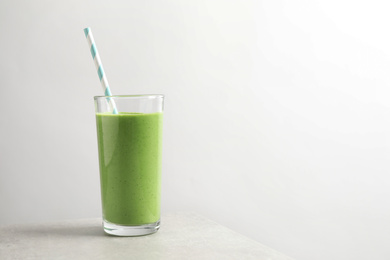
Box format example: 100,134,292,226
103,219,160,236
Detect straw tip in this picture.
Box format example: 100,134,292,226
83,27,91,37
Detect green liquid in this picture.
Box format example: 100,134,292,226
96,112,163,225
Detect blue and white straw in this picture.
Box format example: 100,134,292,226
84,27,118,114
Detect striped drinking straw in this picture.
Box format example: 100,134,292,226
84,27,118,114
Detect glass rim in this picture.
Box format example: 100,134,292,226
94,94,164,100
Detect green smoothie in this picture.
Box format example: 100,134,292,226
96,112,163,226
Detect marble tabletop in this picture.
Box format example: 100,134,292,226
0,212,294,260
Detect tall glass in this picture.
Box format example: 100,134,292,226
94,95,164,236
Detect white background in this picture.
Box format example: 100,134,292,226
1,1,390,259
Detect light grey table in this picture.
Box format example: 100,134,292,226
0,212,294,260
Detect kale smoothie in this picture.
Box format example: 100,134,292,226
96,112,163,226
